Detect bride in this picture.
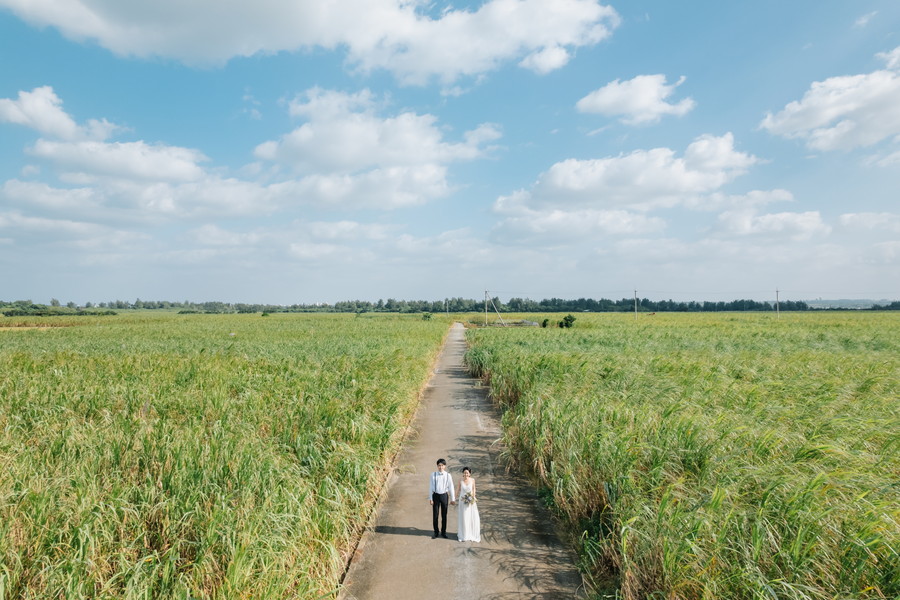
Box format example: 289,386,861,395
455,467,481,542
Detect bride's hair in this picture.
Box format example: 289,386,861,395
461,466,471,474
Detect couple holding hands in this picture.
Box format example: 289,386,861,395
428,458,481,542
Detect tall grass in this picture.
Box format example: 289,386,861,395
466,312,899,599
0,312,448,599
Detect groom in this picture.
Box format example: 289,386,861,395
428,458,456,539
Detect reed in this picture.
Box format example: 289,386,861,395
0,312,448,599
466,312,899,599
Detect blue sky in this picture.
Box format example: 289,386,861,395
1,0,898,305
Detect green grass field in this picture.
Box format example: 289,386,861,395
465,312,899,599
0,312,448,599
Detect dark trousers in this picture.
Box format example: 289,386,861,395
432,492,449,534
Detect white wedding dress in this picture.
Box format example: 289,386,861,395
457,480,481,542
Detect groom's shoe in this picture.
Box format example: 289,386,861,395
440,533,448,539
432,534,438,539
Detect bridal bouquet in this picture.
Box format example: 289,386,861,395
462,492,476,505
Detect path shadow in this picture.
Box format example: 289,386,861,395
432,367,482,386
373,525,432,537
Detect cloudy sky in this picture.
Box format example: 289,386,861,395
1,1,899,305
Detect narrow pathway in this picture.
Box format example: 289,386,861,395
339,323,586,599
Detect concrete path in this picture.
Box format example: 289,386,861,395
339,323,586,600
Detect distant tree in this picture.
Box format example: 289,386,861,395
508,297,540,312
871,301,900,310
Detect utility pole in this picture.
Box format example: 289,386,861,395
776,288,780,318
484,290,488,326
634,289,638,320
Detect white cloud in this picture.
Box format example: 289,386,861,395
305,221,394,242
491,207,666,245
259,88,499,173
267,165,451,210
0,210,143,251
179,221,391,268
688,189,794,211
465,123,504,146
325,0,620,84
855,11,878,28
187,220,393,251
289,241,364,262
868,240,900,263
716,209,831,241
605,236,713,262
577,74,695,125
840,212,900,233
1,85,482,220
177,220,491,273
382,228,494,266
760,48,900,151
605,237,848,272
1,87,213,210
255,88,499,208
490,134,762,249
496,133,756,212
285,87,372,121
877,46,900,70
867,149,900,167
2,177,275,221
0,86,79,139
28,139,208,182
0,0,619,83
0,209,100,236
682,133,755,172
519,45,571,74
242,91,262,120
0,86,118,141
143,178,277,217
290,225,485,267
189,224,265,247
2,179,101,212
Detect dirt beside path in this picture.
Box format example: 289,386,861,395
339,322,586,599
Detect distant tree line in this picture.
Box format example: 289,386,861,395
0,296,834,316
505,297,813,312
870,300,900,310
0,299,117,317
